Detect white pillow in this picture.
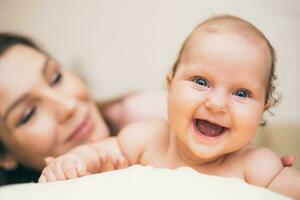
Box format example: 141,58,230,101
0,165,290,200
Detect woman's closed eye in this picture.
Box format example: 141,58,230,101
49,71,63,86
17,106,36,126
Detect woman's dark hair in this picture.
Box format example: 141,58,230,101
0,33,42,56
0,34,52,186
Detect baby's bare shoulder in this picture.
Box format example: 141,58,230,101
117,119,169,163
119,119,168,139
241,146,283,187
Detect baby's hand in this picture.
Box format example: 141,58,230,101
97,154,129,172
38,154,89,183
38,138,129,183
39,154,129,183
87,137,130,172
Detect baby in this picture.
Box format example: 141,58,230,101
39,15,300,198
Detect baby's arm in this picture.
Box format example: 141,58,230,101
117,120,154,165
244,147,299,198
39,120,156,182
39,137,128,182
268,166,300,199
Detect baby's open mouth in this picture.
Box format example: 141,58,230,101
194,119,228,137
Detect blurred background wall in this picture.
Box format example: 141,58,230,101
0,0,299,167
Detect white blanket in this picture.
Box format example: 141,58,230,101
0,165,289,200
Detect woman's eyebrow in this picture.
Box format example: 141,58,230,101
2,57,50,124
2,93,30,124
42,57,51,76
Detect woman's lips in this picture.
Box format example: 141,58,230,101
66,112,95,143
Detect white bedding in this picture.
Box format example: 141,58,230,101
0,165,289,200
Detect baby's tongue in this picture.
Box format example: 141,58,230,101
196,119,224,137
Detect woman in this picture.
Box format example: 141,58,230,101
0,33,294,186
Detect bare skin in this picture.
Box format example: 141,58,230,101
0,43,167,172
40,19,300,199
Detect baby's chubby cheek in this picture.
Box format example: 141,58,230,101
233,113,261,142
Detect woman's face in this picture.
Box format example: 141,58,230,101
0,45,110,170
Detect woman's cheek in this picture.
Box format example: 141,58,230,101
21,119,57,155
64,71,90,101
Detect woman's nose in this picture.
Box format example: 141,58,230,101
204,89,228,113
42,90,77,123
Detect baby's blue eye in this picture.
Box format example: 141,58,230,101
194,78,209,87
233,90,249,98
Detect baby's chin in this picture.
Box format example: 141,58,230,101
186,136,230,161
191,148,227,161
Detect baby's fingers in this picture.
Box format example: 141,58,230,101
100,155,115,172
39,166,57,182
75,157,90,177
50,160,70,181
38,174,47,183
61,157,80,179
116,156,129,169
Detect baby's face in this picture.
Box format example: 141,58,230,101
167,31,271,162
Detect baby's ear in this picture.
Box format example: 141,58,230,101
0,154,18,170
264,101,271,111
166,72,173,90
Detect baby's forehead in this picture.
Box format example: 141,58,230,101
178,19,273,76
183,18,272,63
193,18,266,46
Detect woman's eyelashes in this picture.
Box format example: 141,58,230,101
49,70,63,86
17,106,36,126
192,77,210,87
